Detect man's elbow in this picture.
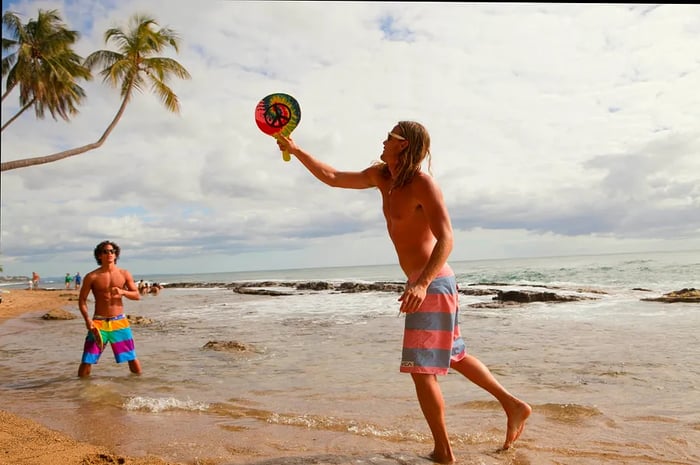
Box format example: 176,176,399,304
438,232,454,252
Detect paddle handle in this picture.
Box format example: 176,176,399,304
275,133,292,162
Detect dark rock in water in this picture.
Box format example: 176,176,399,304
641,288,700,303
41,309,76,320
495,290,586,303
468,289,594,308
203,340,259,353
127,315,154,325
227,281,405,295
297,281,333,291
163,282,229,288
232,287,293,296
337,282,404,293
468,301,524,309
459,288,499,296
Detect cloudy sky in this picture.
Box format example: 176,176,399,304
1,1,699,278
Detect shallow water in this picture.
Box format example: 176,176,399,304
1,252,699,464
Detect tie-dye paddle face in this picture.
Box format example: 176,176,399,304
255,93,301,162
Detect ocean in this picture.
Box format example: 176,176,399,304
1,250,698,465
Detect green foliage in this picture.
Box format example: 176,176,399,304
0,9,190,171
2,9,91,122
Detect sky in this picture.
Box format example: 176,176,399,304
1,1,699,278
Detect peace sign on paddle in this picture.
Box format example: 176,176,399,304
255,93,301,162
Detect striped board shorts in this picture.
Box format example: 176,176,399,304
400,264,467,375
81,314,137,364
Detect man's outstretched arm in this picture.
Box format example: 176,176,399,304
276,134,376,189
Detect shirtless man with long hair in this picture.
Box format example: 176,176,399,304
77,240,141,377
276,121,531,463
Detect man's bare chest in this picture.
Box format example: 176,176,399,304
383,191,424,223
94,270,126,288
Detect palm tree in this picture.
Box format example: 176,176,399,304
1,9,91,131
1,13,190,172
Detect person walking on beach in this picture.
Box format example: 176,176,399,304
77,241,142,378
31,272,39,290
74,272,82,290
276,121,532,463
64,273,73,289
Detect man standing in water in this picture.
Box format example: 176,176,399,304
78,240,142,378
276,121,531,463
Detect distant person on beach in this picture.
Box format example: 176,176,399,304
276,121,532,463
77,240,142,378
138,280,149,296
64,273,72,289
74,272,82,290
31,272,39,290
149,283,162,296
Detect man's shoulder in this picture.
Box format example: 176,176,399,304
363,163,384,176
409,171,439,189
364,162,391,187
86,265,111,276
117,267,134,278
85,268,100,278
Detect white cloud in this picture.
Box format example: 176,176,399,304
2,1,699,277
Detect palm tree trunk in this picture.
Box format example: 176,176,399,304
1,83,17,102
1,99,35,132
1,89,131,172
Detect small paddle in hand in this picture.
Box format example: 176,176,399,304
255,93,301,162
91,327,105,351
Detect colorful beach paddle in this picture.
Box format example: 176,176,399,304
255,93,301,162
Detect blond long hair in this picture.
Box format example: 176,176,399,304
379,120,432,189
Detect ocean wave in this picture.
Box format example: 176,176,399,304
268,412,427,443
123,396,209,413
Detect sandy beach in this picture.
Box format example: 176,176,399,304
0,289,176,465
0,288,78,323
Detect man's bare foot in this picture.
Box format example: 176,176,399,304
502,399,532,449
425,451,456,464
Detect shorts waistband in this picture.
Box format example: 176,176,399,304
93,314,126,321
408,263,454,283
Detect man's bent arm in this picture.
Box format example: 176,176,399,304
412,176,455,289
414,235,453,289
119,271,141,301
78,276,93,330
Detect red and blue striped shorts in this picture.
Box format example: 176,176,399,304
400,264,467,375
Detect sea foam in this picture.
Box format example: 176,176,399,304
124,396,210,413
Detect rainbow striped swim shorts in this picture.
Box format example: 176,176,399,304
81,314,137,364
